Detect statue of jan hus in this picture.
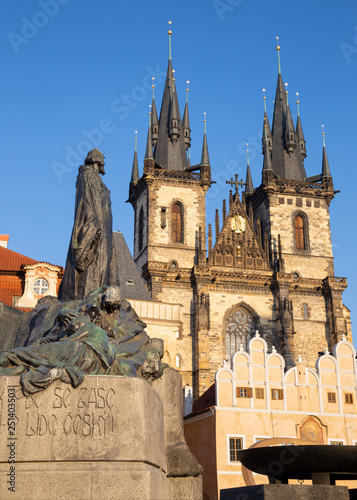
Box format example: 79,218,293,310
59,149,119,301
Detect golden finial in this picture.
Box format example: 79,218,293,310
186,80,190,103
172,69,175,82
152,77,155,99
262,88,266,112
204,112,207,134
135,130,137,152
322,125,325,147
276,36,281,74
149,104,152,115
246,143,250,166
285,82,289,106
168,21,172,60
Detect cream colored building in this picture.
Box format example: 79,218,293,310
184,334,357,499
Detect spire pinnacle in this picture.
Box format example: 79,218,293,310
130,130,139,184
263,88,267,112
182,84,191,150
295,92,306,159
321,125,332,178
276,36,281,74
186,80,189,103
152,77,155,99
201,112,210,167
168,21,172,60
144,106,154,160
285,83,289,106
245,143,253,195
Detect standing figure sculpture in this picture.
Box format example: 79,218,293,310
59,149,119,301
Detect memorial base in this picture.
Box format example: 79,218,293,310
0,372,202,500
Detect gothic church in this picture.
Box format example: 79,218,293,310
128,31,352,399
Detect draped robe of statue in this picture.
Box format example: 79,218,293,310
59,152,119,301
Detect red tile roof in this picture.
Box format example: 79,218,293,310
186,383,216,418
0,246,38,271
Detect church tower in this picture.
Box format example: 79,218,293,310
248,40,351,367
128,25,211,300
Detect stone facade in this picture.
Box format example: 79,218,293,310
128,43,351,401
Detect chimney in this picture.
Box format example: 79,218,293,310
0,235,9,248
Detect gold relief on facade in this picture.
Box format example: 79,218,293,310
297,416,326,444
230,215,245,234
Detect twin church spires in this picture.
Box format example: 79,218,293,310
130,29,333,199
129,22,210,192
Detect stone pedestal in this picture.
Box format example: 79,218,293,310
220,484,350,500
0,375,174,499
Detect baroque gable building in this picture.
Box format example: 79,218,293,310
128,32,352,400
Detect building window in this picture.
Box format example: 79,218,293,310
138,207,144,251
327,392,336,403
330,441,343,445
255,388,264,399
236,387,252,398
172,203,183,243
175,354,181,368
302,303,309,319
294,213,308,251
229,437,243,462
271,389,284,400
345,393,353,404
33,278,49,296
224,306,258,358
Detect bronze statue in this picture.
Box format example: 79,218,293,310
0,286,167,395
59,149,119,301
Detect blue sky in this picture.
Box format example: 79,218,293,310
1,1,357,341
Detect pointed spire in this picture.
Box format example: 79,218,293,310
245,144,253,195
322,126,332,178
130,130,139,183
270,39,306,181
201,112,210,167
284,83,297,156
151,78,159,149
182,80,191,151
262,89,272,154
187,147,191,167
144,107,154,160
168,69,180,144
154,24,187,171
222,199,227,224
215,209,220,241
295,92,306,159
263,124,273,172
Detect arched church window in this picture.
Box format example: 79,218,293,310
294,214,306,250
172,202,183,243
138,207,144,251
224,307,258,358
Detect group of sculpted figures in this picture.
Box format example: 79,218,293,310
0,149,167,395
